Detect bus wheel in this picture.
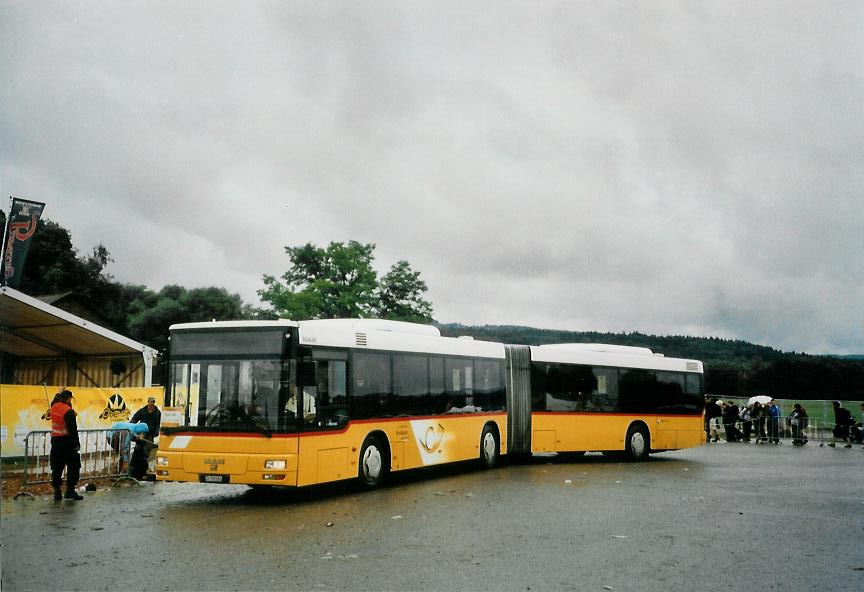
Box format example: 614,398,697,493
625,425,650,461
479,425,499,469
359,436,388,488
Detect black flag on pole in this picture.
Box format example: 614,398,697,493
1,198,46,289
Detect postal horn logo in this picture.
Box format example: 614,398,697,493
99,393,130,421
419,424,446,453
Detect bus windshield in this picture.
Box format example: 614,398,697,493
167,328,296,432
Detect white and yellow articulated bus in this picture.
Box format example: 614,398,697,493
156,319,704,489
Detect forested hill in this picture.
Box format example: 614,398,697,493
438,324,786,364
437,324,864,401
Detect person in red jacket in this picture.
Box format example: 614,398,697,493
50,389,83,501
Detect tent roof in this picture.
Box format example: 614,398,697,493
0,286,157,359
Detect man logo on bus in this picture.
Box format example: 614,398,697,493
99,393,130,421
420,424,445,453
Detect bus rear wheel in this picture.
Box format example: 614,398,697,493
479,425,499,469
359,436,389,488
625,425,650,461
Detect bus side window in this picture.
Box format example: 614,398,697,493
591,367,619,412
619,369,655,413
306,359,348,428
393,354,431,416
351,353,392,420
474,359,504,411
684,373,703,413
444,358,471,412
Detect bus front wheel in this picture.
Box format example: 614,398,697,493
479,425,499,469
359,436,389,488
625,425,650,461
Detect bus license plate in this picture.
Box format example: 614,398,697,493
202,474,229,484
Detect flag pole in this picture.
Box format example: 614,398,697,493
0,197,11,287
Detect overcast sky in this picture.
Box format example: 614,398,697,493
2,1,862,354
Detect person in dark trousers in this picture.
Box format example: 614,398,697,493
131,396,161,442
828,400,853,448
50,389,83,501
753,402,768,443
767,400,781,444
131,397,161,478
704,397,722,443
739,404,753,442
129,433,152,480
108,421,149,475
851,403,864,446
788,403,808,445
722,401,744,442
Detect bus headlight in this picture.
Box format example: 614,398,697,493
264,460,286,470
157,456,169,467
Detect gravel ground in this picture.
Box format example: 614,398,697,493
2,441,862,591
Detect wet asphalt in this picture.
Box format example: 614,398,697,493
2,441,862,592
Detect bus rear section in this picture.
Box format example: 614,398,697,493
157,319,508,488
508,344,704,460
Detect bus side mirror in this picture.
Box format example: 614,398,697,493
300,361,316,386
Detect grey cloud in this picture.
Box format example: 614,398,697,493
2,1,862,353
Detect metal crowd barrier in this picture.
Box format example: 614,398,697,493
713,418,863,446
14,428,138,499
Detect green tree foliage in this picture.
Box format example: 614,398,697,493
260,241,378,319
259,241,434,322
2,214,115,304
126,285,246,352
0,212,131,332
377,260,433,323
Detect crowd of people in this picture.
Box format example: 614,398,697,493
703,397,864,448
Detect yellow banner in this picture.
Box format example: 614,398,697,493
0,384,163,457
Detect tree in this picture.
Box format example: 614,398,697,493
1,215,114,300
126,285,246,352
0,213,136,332
377,260,433,322
260,241,379,319
259,241,435,322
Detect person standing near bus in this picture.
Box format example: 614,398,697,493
753,402,767,443
828,401,853,448
130,396,161,478
789,403,808,445
767,399,781,444
722,401,743,442
739,404,753,442
131,396,161,442
50,389,83,501
704,397,721,443
851,403,864,446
